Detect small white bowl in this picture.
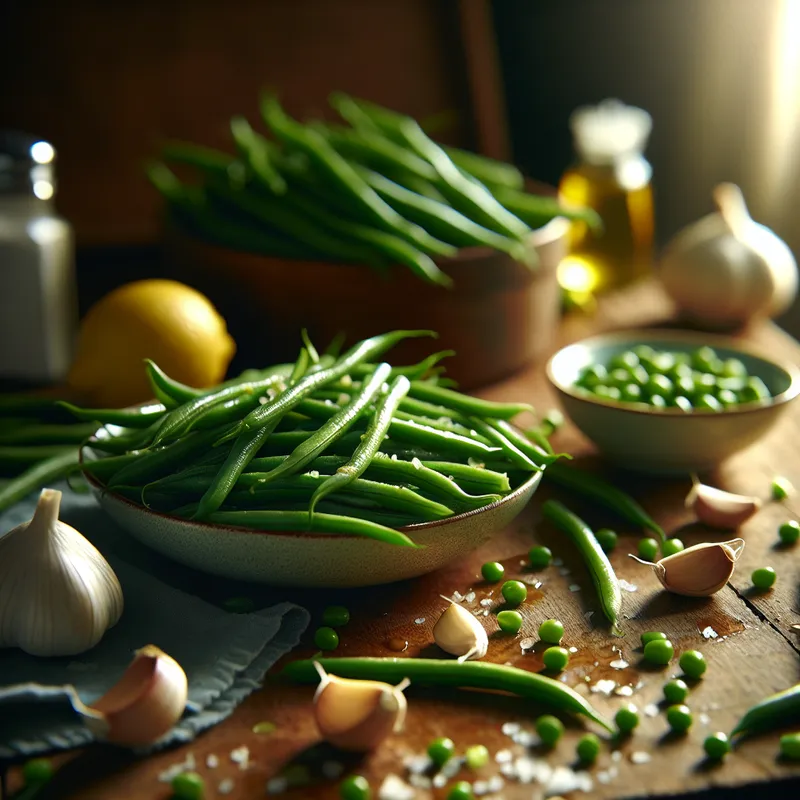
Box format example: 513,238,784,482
83,459,541,588
546,329,800,474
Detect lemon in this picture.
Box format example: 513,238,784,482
68,279,235,408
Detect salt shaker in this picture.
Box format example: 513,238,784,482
0,132,77,383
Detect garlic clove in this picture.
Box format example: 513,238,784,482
312,662,408,751
686,479,761,529
72,645,188,747
432,596,488,662
630,539,745,597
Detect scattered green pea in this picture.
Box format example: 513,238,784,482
340,774,371,800
481,561,505,582
643,638,674,666
22,758,54,787
447,781,474,800
666,704,693,733
595,528,618,552
679,650,707,679
752,566,776,590
780,732,800,760
576,732,601,764
528,546,552,569
663,679,689,705
464,744,490,770
538,618,565,644
542,646,570,672
641,630,667,647
314,626,340,651
772,476,793,500
615,703,640,734
662,538,685,557
704,732,730,760
501,580,527,607
536,714,565,747
428,736,455,767
322,605,351,627
497,610,523,634
171,772,205,800
638,538,659,561
779,520,800,544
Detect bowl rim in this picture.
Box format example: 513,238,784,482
545,328,800,417
80,448,543,542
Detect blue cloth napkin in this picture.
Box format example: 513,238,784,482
0,485,310,759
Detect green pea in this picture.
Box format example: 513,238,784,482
481,561,505,582
621,383,643,403
577,364,608,389
340,775,371,800
497,610,523,634
638,538,659,561
542,646,570,672
322,605,351,627
641,630,667,646
171,772,205,800
650,394,668,409
538,618,565,644
609,351,640,371
679,649,707,679
595,385,622,401
695,393,722,411
780,732,800,760
528,545,552,569
721,358,747,378
609,367,633,387
652,352,676,372
643,638,674,666
464,744,490,770
669,361,693,381
314,626,340,651
428,736,455,767
740,376,771,403
662,538,684,557
672,395,693,412
629,365,650,386
632,344,656,361
716,375,747,393
716,388,739,408
752,566,776,590
501,580,527,606
542,408,564,434
779,520,800,544
615,703,640,734
772,476,793,500
22,759,53,787
576,732,601,763
646,374,674,400
692,371,718,395
675,375,696,397
447,781,474,800
595,528,618,552
666,704,693,733
692,346,719,373
536,714,565,747
663,679,689,704
703,732,730,760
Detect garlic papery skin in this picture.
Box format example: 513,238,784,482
312,662,409,751
659,182,798,328
72,645,188,746
686,480,761,529
630,539,745,597
0,488,123,657
433,595,488,662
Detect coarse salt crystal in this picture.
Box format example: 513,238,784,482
230,746,250,769
465,591,476,603
158,753,196,783
631,752,651,765
702,626,719,639
480,598,493,608
546,765,593,795
618,579,638,593
569,584,581,592
414,617,425,624
408,774,432,789
495,747,513,763
610,659,629,670
512,730,537,747
432,773,448,789
590,679,617,696
568,646,578,653
520,637,536,652
645,703,660,717
487,776,504,792
452,590,465,602
501,722,521,736
379,774,415,800
615,685,634,697
611,750,623,763
218,778,235,795
699,713,711,725
206,754,219,769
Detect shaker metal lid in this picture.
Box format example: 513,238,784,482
0,130,56,195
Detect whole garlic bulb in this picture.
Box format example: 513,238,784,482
0,488,123,656
659,183,798,327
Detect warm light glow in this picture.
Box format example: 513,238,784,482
557,255,599,293
33,180,54,200
30,141,55,164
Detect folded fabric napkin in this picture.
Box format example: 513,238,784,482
0,485,310,759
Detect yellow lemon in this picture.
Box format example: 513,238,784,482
68,279,235,408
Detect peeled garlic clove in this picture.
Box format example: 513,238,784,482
432,596,488,662
72,645,188,746
686,480,761,529
630,539,745,597
312,662,408,751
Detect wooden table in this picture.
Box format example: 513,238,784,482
5,281,800,799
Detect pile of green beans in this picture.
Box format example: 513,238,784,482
71,330,560,546
147,92,599,286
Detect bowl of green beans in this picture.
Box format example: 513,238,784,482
547,329,800,474
76,330,549,587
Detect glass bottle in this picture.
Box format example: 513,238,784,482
557,100,654,302
0,132,76,383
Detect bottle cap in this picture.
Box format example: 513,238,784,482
0,131,56,198
569,100,652,164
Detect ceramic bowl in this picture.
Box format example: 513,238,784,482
546,329,800,474
82,450,542,587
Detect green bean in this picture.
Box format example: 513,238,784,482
0,449,80,512
542,499,622,635
468,418,539,471
442,145,524,191
352,350,456,382
731,683,800,740
60,401,167,429
0,394,61,417
310,375,409,515
485,419,559,468
0,422,98,446
207,509,418,547
80,451,143,483
408,382,532,420
0,445,77,470
230,115,287,194
161,141,245,182
283,657,613,732
393,410,492,444
493,186,602,230
422,461,511,494
388,417,501,460
544,461,666,542
88,422,159,454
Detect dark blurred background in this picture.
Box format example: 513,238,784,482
2,0,798,328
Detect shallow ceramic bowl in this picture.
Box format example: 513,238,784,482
546,329,800,474
82,449,541,587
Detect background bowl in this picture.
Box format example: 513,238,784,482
546,329,800,474
84,467,542,588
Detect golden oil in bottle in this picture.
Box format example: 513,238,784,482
557,100,654,302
